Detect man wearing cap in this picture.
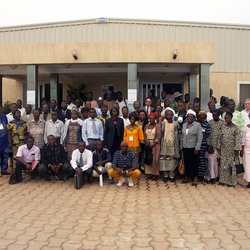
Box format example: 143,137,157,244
108,141,141,187
170,92,183,113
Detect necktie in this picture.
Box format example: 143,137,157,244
92,119,97,134
147,107,149,116
79,153,83,167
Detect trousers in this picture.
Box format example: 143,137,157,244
108,168,141,181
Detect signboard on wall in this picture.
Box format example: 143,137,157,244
27,90,36,104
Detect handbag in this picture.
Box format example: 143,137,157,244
9,172,17,185
178,152,185,175
144,146,153,165
235,164,244,175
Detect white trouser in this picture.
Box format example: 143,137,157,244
92,162,112,178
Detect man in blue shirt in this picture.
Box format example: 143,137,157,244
108,141,141,187
92,140,113,184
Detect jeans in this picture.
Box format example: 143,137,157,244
15,161,38,182
38,163,71,180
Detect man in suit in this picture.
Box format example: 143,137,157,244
104,107,124,157
57,100,71,123
144,97,154,118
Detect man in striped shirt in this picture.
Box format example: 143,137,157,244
108,141,141,187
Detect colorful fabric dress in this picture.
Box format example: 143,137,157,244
124,125,144,160
218,125,241,186
144,124,161,175
208,119,224,149
198,122,211,177
159,121,180,178
65,121,82,163
7,122,27,168
222,110,244,134
0,114,9,173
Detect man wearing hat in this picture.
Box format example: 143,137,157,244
170,92,183,113
108,141,141,187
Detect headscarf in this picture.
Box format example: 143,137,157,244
187,109,196,117
198,110,207,117
148,112,158,120
165,107,176,116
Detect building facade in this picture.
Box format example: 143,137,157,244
0,18,250,110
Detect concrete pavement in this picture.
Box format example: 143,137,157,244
0,173,250,250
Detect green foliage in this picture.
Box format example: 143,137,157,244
2,101,11,114
67,84,87,102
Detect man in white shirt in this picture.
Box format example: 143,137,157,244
15,136,40,183
70,141,93,183
6,103,18,123
241,98,250,127
44,111,64,145
17,99,25,117
66,95,76,110
82,108,103,151
144,98,154,117
116,91,128,117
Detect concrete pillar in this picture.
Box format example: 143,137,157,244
50,73,59,101
127,63,139,112
199,64,210,111
27,65,38,108
0,75,2,106
188,73,197,104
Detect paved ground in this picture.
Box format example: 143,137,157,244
0,173,250,250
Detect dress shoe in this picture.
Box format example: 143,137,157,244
2,172,11,175
191,183,197,187
146,175,154,180
163,177,168,183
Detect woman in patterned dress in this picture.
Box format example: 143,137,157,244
159,108,180,182
217,112,241,187
62,109,83,163
124,112,144,160
197,110,211,181
144,112,161,180
7,110,27,168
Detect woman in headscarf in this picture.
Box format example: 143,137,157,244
62,108,83,163
144,112,161,180
180,109,203,186
159,108,180,182
198,110,211,181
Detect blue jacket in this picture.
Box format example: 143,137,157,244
92,148,112,167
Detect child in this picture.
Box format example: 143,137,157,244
205,145,220,184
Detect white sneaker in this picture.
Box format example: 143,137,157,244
117,177,126,187
128,177,134,187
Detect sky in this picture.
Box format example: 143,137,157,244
1,0,250,27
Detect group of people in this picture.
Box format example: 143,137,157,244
0,87,250,189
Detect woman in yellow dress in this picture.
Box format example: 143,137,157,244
7,110,27,168
124,113,144,160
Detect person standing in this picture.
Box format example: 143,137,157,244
97,105,111,129
0,105,10,175
197,111,211,181
86,92,98,108
241,98,250,127
103,92,115,111
218,112,241,187
148,89,159,109
241,111,250,188
143,98,154,118
115,91,127,117
21,104,34,123
44,111,64,145
133,101,141,118
27,109,46,149
16,99,25,117
95,97,104,116
6,103,18,123
82,108,103,152
159,108,180,182
7,110,27,169
124,113,144,160
206,101,216,122
39,104,51,122
156,91,167,108
180,109,203,186
66,95,76,110
104,107,124,157
144,112,161,180
57,100,71,123
121,106,130,128
62,109,83,163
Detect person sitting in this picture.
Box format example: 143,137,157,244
15,136,40,183
92,140,113,184
70,141,93,184
108,141,141,187
38,135,70,181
